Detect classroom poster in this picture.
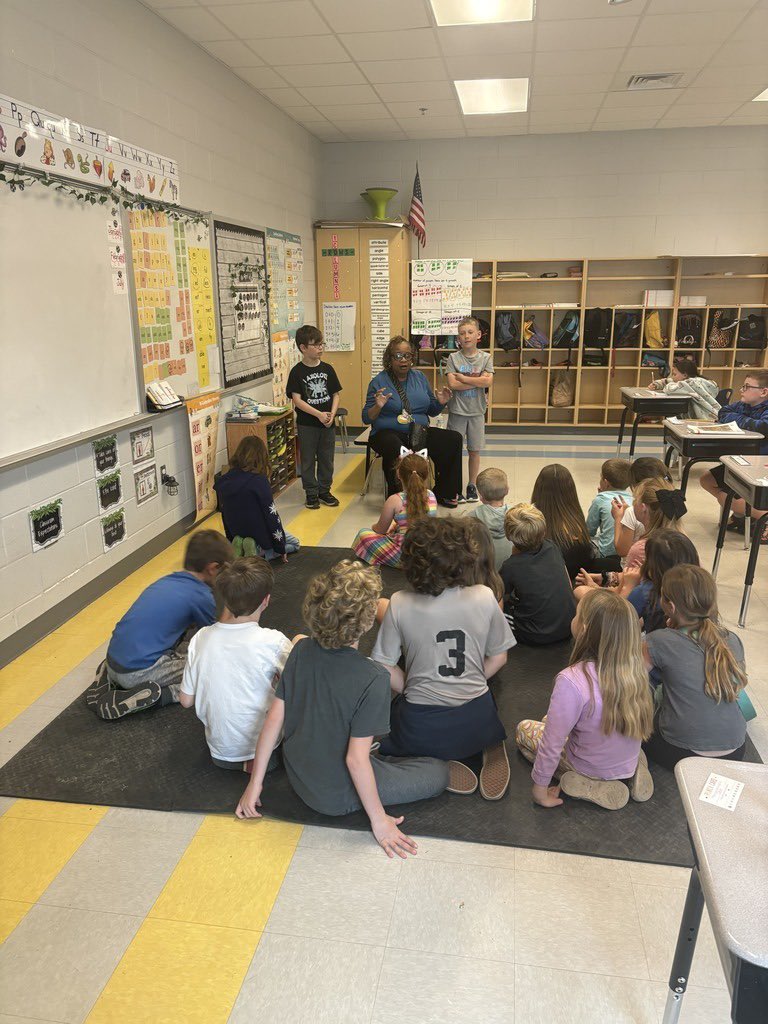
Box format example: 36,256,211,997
92,434,119,475
101,507,128,552
214,221,272,389
322,302,356,351
266,229,303,404
29,497,64,552
0,93,179,199
187,393,221,521
369,239,391,374
130,426,154,464
411,259,472,334
129,212,220,398
96,469,122,511
134,463,158,506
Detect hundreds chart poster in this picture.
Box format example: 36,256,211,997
410,258,472,334
128,211,220,398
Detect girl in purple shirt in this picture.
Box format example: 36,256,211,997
515,589,655,811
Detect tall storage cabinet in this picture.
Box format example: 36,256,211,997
314,222,410,426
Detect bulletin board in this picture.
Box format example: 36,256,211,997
213,220,272,389
127,210,221,398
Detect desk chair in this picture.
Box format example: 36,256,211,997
335,407,350,453
716,388,733,407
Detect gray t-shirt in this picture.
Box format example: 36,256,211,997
446,350,493,416
276,638,391,816
372,584,516,707
646,628,747,752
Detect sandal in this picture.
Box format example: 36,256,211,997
559,771,629,810
479,742,511,801
447,761,478,795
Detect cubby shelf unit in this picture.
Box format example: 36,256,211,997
413,256,768,428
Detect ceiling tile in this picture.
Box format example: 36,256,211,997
593,108,669,126
159,6,233,41
279,104,326,121
645,0,754,12
317,103,395,120
235,67,290,89
258,86,308,107
536,17,639,52
460,111,528,130
313,0,430,33
530,122,593,133
530,92,607,112
375,81,453,103
443,53,533,79
359,58,447,83
298,83,380,106
386,99,461,118
683,85,767,104
729,9,768,42
214,2,329,37
664,101,744,119
339,29,440,62
536,0,639,17
632,13,738,47
532,73,615,96
619,44,719,72
276,62,365,87
306,125,349,141
534,48,625,77
406,127,466,138
709,39,768,68
141,0,196,8
395,115,466,131
202,39,263,66
436,22,534,56
247,34,349,64
601,89,683,109
529,108,597,126
329,122,406,138
691,65,768,89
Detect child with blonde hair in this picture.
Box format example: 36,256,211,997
353,451,436,567
465,467,513,569
516,589,655,811
643,565,748,769
625,478,687,570
500,503,575,645
236,559,467,858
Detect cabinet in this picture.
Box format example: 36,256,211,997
314,222,410,426
225,411,296,495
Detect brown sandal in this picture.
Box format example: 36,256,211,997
479,742,511,801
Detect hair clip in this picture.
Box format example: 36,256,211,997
399,446,428,460
656,488,687,519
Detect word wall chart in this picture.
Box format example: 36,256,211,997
369,239,390,375
128,210,221,397
213,220,272,389
410,258,472,334
266,228,304,403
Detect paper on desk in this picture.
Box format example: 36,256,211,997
687,421,743,435
699,772,744,811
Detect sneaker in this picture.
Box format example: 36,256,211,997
95,681,162,721
437,497,458,509
465,483,479,502
479,742,511,801
318,492,340,507
305,496,320,510
630,750,654,803
447,760,479,795
456,493,467,504
559,771,629,810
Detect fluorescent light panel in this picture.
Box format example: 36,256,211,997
430,0,534,27
753,87,768,101
455,77,529,114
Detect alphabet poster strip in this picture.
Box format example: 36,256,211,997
369,239,390,375
30,497,64,552
187,393,221,521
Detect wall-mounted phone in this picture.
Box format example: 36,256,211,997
146,381,183,412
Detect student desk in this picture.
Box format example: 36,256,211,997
711,455,768,627
662,759,768,1024
662,420,764,499
616,388,691,458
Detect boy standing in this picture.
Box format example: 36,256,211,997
180,558,293,771
88,530,233,720
287,325,342,510
586,459,632,560
465,467,512,569
446,316,494,502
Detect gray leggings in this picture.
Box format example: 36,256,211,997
106,648,187,692
338,754,449,815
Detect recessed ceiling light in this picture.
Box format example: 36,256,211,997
455,78,529,114
430,0,534,27
753,87,768,101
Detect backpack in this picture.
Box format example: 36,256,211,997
549,369,576,407
708,309,738,349
584,307,611,346
495,311,519,351
676,312,702,346
644,310,665,349
582,350,608,367
737,314,766,349
613,311,641,348
523,314,549,349
552,311,580,348
641,353,669,377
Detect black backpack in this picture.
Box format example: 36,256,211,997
613,310,641,348
495,311,519,351
738,314,767,349
676,311,702,345
584,307,611,347
552,311,580,348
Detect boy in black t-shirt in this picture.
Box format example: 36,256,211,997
286,325,342,510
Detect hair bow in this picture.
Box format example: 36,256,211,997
399,445,428,460
656,488,687,519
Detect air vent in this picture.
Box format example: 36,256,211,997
627,73,684,91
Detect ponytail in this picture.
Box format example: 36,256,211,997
397,453,430,522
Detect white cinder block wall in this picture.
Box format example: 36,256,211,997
321,127,768,258
0,0,323,645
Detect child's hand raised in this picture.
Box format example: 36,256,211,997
235,780,263,819
611,497,629,521
532,783,563,808
371,813,418,859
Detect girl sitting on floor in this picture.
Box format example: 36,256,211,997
214,436,300,562
643,565,747,770
353,450,436,568
624,478,687,570
462,517,504,606
612,457,673,560
373,516,517,801
515,589,655,811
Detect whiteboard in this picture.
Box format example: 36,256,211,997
0,187,140,459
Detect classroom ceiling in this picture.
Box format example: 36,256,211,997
142,0,768,141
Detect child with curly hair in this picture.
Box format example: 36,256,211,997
236,559,470,858
353,451,436,568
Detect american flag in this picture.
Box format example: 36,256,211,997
407,165,426,247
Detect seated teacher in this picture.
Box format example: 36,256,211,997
363,336,463,508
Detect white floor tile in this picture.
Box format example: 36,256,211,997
515,847,629,883
514,964,658,1024
649,979,733,1024
98,806,204,839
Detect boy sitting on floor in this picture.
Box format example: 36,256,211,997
179,557,293,772
87,530,233,720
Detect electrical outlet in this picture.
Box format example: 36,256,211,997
160,464,166,481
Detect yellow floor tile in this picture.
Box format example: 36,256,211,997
286,456,364,544
86,917,260,1024
5,799,108,826
0,817,93,902
150,834,296,931
196,814,302,846
0,898,32,944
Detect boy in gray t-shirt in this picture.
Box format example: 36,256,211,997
446,317,494,503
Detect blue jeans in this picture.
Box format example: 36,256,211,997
260,531,300,560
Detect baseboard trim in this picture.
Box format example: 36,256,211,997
1,511,201,668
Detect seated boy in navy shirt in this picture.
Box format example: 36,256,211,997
87,530,233,720
700,370,768,542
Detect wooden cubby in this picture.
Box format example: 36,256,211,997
414,255,768,428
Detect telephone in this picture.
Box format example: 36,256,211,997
146,381,183,411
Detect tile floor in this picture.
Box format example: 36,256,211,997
0,432,765,1023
